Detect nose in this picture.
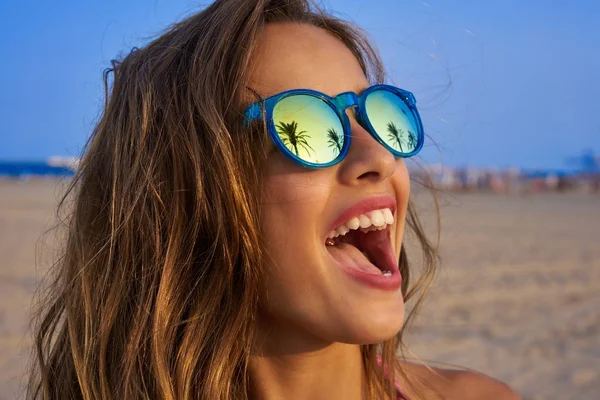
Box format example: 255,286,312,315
337,116,397,185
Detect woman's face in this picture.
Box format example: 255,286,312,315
249,23,409,348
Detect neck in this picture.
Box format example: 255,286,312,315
249,324,367,400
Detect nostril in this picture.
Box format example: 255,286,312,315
357,171,381,181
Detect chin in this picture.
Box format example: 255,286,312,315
365,315,405,344
334,306,406,345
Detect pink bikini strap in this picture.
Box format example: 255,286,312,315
376,356,405,399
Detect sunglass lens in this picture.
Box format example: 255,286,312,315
272,94,345,166
364,89,421,156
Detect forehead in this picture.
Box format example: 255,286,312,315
247,22,369,99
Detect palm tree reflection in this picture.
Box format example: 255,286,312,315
326,128,343,156
386,121,405,152
407,130,417,151
276,120,314,157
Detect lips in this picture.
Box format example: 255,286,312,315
323,194,402,291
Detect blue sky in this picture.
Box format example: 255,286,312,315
0,0,598,169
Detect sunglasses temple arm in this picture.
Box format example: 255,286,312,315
243,102,263,127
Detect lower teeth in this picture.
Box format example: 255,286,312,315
381,270,392,276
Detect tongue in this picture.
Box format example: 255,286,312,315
357,229,397,273
327,242,383,275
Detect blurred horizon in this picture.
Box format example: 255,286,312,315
0,0,598,169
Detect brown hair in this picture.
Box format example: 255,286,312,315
28,0,439,398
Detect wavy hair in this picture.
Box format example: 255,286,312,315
28,0,439,398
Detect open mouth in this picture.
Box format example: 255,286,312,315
324,208,398,277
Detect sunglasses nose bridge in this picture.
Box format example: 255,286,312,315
332,92,359,112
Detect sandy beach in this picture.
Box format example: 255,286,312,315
1,179,598,399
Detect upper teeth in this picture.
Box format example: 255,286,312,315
327,208,394,240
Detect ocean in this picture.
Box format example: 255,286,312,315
0,161,75,178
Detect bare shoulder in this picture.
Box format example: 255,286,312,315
398,361,522,400
441,369,522,399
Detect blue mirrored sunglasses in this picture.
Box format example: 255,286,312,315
243,84,424,169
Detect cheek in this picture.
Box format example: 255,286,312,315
392,161,411,253
394,159,411,199
263,173,327,206
261,154,336,232
260,165,331,276
258,168,333,322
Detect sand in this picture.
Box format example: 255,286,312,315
1,179,599,399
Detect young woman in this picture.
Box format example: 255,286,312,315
29,0,520,398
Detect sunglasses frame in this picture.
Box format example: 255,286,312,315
243,84,424,169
